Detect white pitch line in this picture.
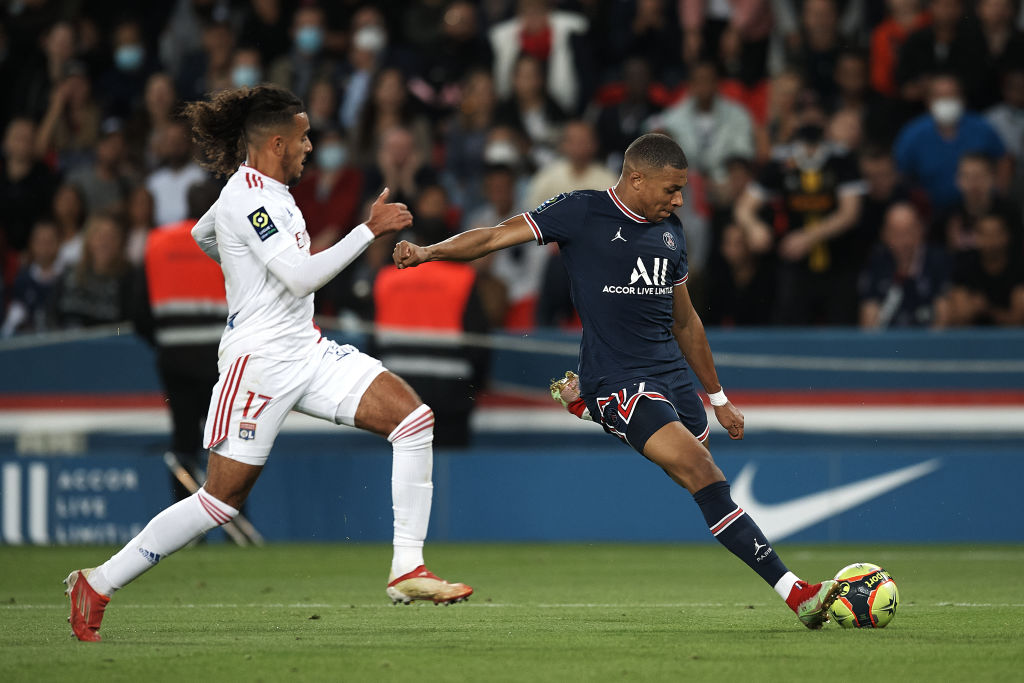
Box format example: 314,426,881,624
6,602,1024,610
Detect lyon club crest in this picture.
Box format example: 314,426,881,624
662,232,676,250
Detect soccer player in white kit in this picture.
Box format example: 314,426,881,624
64,85,471,642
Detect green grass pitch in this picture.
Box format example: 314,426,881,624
1,543,1021,682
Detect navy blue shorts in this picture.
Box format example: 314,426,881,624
583,368,709,454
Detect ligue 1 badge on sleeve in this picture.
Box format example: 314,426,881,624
663,231,676,250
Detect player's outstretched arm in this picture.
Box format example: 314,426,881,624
394,215,536,269
268,188,412,297
191,205,221,263
671,284,745,440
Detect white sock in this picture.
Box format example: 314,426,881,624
88,488,238,596
773,571,800,600
387,404,434,577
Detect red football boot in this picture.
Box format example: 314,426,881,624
786,579,840,629
65,569,110,642
386,565,473,605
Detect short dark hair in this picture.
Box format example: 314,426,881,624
959,152,995,171
181,84,304,177
624,133,688,172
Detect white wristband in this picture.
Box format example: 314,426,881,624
708,390,728,407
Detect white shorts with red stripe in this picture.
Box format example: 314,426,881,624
203,339,384,465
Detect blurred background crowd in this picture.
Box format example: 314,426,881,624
1,0,1023,339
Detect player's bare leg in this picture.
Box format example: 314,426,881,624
65,453,253,641
353,372,472,605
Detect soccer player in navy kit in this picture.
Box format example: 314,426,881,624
394,134,841,628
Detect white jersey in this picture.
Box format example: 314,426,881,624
195,164,320,363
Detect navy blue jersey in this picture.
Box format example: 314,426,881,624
523,188,689,397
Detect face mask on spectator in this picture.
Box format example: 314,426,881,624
316,143,347,171
795,124,824,145
931,97,963,126
484,140,520,166
353,25,386,53
296,26,324,55
115,44,144,72
232,65,260,88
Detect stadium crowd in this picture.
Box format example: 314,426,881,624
1,0,1023,336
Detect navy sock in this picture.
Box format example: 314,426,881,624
693,481,789,588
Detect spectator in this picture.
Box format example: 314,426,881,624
489,0,591,116
494,53,568,169
67,118,131,215
939,153,1023,254
976,0,1024,111
145,120,208,226
734,93,866,324
176,21,236,101
646,60,754,192
590,57,663,169
14,20,76,122
681,0,774,86
525,120,618,210
361,125,437,209
830,50,906,147
52,183,87,271
947,213,1024,325
237,0,291,67
610,0,683,86
407,0,493,117
337,6,391,132
896,0,987,108
98,18,159,119
985,67,1024,164
465,163,546,329
704,223,775,327
228,46,263,89
757,68,804,159
858,203,950,329
124,72,179,173
34,60,101,172
124,185,156,266
1,220,62,336
50,211,133,329
785,0,847,103
443,69,498,214
0,117,57,254
856,146,925,259
306,78,340,142
350,67,433,168
291,128,364,254
870,0,930,98
894,73,1009,213
267,4,339,102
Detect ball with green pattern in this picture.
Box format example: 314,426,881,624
828,562,899,628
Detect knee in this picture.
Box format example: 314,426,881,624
388,404,435,444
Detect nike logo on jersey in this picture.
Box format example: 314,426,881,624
611,228,627,242
731,459,941,540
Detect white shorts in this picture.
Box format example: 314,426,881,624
203,340,385,465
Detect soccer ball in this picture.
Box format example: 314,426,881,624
828,562,899,628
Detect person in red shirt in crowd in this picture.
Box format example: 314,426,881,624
290,128,364,254
870,0,930,98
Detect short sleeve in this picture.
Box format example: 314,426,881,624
671,220,689,286
222,198,293,266
522,191,588,245
834,153,868,196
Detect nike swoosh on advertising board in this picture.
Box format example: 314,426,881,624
731,459,941,541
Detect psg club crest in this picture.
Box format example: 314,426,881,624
662,232,676,250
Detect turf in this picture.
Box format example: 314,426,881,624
1,543,1021,682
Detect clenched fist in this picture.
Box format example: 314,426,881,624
393,239,428,269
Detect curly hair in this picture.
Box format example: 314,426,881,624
181,85,304,177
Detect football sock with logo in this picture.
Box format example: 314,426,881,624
88,488,238,596
693,481,790,589
388,405,435,577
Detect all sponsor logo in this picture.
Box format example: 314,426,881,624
602,257,673,296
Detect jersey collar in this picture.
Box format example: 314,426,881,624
607,187,649,223
239,163,286,190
